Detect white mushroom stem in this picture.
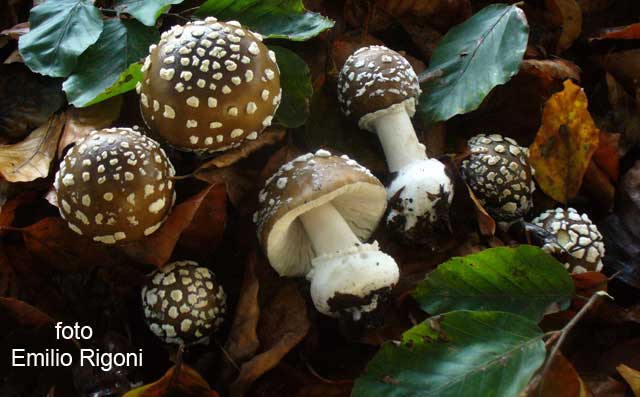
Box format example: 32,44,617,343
299,201,360,255
371,107,427,172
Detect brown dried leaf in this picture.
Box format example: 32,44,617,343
466,185,496,236
0,113,65,182
0,22,29,39
529,80,600,203
195,127,286,171
120,185,214,266
527,353,586,397
546,0,583,53
124,363,219,397
0,297,54,327
57,97,123,157
521,59,581,84
589,22,640,42
194,166,254,209
230,282,310,397
617,364,640,396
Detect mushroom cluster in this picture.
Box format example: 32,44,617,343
461,134,535,223
138,17,281,154
54,127,176,244
141,261,226,345
532,208,605,273
254,150,399,322
337,45,454,246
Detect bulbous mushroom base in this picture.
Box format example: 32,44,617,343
385,159,454,247
307,242,399,323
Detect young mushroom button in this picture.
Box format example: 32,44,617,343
53,127,176,244
138,17,281,154
253,150,400,322
532,208,605,273
461,134,535,223
142,261,227,345
337,45,454,246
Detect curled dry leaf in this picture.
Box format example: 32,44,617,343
589,22,640,42
617,364,640,396
120,185,214,267
465,185,496,236
521,59,581,84
527,353,586,397
529,80,600,203
230,282,310,397
0,113,65,182
0,22,29,40
57,96,123,157
546,0,582,53
124,363,219,397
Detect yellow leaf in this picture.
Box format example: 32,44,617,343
0,113,66,182
124,363,219,397
617,364,640,396
529,80,600,203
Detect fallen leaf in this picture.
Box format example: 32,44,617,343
0,22,29,39
597,49,640,98
604,73,640,150
0,297,54,327
466,185,496,236
124,363,219,397
583,375,627,397
589,22,640,42
617,364,640,396
546,0,582,53
592,132,620,181
57,96,123,157
529,80,600,203
194,166,255,209
521,59,581,84
230,281,310,397
527,353,585,397
120,185,214,267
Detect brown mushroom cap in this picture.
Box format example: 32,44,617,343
337,45,421,130
253,150,387,277
54,127,176,244
138,17,281,153
461,134,535,222
532,208,605,273
141,260,226,345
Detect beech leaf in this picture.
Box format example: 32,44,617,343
124,363,219,397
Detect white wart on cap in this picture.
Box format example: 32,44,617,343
461,134,535,222
54,127,176,244
532,208,605,273
141,261,226,345
138,17,281,153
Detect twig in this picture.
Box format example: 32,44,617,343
168,344,185,389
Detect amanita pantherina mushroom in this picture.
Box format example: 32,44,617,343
138,17,281,153
532,208,605,273
142,261,226,345
337,45,454,246
461,134,535,223
54,127,176,244
253,150,399,322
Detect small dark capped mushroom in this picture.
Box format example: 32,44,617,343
138,17,281,154
54,127,176,244
532,207,605,273
337,45,454,246
461,134,534,223
141,260,226,345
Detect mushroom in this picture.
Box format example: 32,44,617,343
54,127,176,244
461,134,535,224
138,17,281,154
532,208,605,273
337,45,454,246
253,150,399,322
141,260,227,345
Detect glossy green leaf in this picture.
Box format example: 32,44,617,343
412,245,574,321
196,0,334,41
19,0,103,77
418,4,528,125
114,0,186,26
270,45,312,128
63,19,159,107
353,311,545,397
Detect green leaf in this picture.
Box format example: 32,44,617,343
412,245,574,322
418,4,528,125
114,0,186,26
196,0,334,41
353,311,546,397
270,45,312,128
63,19,159,108
19,0,104,77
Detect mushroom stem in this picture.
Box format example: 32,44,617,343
372,109,427,173
299,201,361,256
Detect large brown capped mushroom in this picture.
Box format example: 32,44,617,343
142,260,226,345
254,150,399,322
138,17,281,153
337,45,454,247
54,127,176,244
